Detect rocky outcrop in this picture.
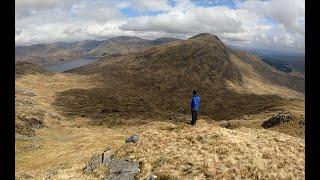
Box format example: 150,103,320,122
105,157,140,180
298,120,305,127
145,174,157,180
15,111,45,136
15,87,64,136
262,111,294,128
125,134,140,143
83,147,112,173
20,116,44,129
83,145,140,179
15,88,37,97
83,154,103,173
219,121,232,129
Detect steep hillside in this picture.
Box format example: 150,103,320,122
88,36,150,56
63,33,303,121
85,36,179,56
230,50,305,93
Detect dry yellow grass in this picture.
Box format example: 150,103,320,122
16,118,129,179
114,119,305,179
15,71,304,179
16,117,305,179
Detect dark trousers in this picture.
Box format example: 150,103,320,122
191,110,198,125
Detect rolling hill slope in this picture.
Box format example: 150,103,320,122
63,33,304,121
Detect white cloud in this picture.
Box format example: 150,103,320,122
71,5,122,22
129,0,171,12
15,0,305,52
15,0,77,18
120,0,304,51
15,0,73,9
238,0,305,35
121,6,244,34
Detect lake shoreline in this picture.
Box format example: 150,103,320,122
45,57,99,72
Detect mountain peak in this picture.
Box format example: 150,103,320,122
189,33,221,42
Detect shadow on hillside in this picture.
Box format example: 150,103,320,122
52,85,285,126
50,34,297,126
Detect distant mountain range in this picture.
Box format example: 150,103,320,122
229,45,305,75
15,36,180,67
228,45,305,56
260,55,305,75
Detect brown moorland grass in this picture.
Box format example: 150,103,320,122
113,119,304,179
15,33,304,179
15,72,304,179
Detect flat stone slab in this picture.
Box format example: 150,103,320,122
105,157,140,180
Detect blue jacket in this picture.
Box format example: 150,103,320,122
191,95,200,111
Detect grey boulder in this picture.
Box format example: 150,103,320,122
83,154,102,173
125,134,140,143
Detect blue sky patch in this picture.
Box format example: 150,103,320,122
191,0,237,9
121,8,165,17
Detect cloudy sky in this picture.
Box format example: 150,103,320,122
15,0,305,52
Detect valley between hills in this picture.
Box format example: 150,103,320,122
15,33,305,179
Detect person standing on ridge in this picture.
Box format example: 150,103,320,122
191,90,200,125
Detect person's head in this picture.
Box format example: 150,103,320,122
192,90,197,95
